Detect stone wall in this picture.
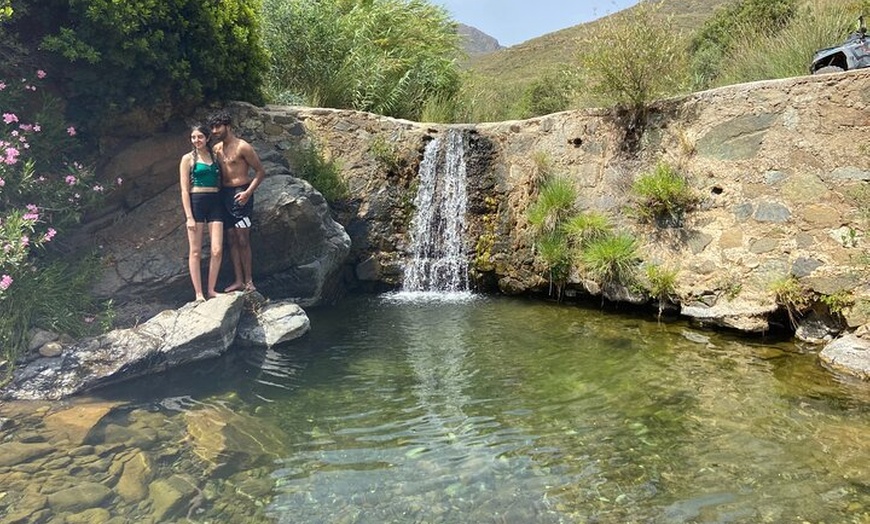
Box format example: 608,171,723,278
94,70,870,338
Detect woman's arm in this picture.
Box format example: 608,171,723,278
179,153,195,228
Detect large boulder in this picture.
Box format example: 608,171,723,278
1,293,245,400
91,158,350,312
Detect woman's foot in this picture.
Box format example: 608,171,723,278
244,282,256,293
207,291,223,299
194,294,206,303
224,282,245,292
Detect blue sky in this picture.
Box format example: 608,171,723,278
437,0,641,47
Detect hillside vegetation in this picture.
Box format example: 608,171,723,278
467,0,732,89
454,0,869,123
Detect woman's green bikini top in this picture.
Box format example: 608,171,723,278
190,157,220,188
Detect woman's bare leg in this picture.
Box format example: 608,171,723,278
206,220,224,298
187,223,205,302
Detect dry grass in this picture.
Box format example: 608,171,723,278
465,0,734,104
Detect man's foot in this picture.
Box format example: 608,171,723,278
207,291,223,299
244,282,256,293
194,294,206,303
224,282,245,292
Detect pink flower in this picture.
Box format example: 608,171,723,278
116,177,123,186
20,236,29,247
22,212,38,221
19,124,32,132
0,274,12,291
0,177,4,187
33,124,41,132
44,228,57,242
65,175,77,185
0,82,6,90
66,126,76,136
4,147,19,165
36,70,46,79
83,316,95,323
92,184,104,193
3,113,18,124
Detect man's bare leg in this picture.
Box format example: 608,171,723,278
206,221,224,298
224,228,245,292
234,228,255,291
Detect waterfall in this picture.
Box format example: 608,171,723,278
402,129,469,294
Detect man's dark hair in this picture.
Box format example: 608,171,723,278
207,110,232,128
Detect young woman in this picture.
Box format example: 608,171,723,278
179,124,224,302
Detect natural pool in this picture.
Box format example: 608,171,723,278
2,293,869,523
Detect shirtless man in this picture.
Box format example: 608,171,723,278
208,110,266,292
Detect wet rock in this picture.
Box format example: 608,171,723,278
43,402,120,445
236,300,311,348
3,493,48,523
183,406,289,475
0,442,53,467
65,507,112,524
148,474,199,521
681,299,777,333
46,482,113,512
38,341,64,358
819,333,870,380
101,423,159,449
28,328,58,352
795,311,842,344
117,451,154,503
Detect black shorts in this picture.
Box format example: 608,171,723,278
222,183,253,228
190,192,224,223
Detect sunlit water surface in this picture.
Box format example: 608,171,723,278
68,295,870,522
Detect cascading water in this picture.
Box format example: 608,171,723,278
402,129,469,294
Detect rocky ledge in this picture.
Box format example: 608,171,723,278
1,293,310,401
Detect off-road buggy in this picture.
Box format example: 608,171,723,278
810,16,870,74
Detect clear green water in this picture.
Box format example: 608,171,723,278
65,294,870,522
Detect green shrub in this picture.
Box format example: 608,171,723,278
576,0,690,138
580,233,640,286
1,253,113,382
527,176,577,235
820,290,854,315
518,70,576,118
562,211,612,248
631,162,697,227
536,232,572,298
288,141,348,204
715,1,860,86
644,263,678,318
262,0,461,121
369,135,406,173
7,0,267,134
689,0,798,89
769,275,811,328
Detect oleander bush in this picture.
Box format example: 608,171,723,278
4,0,266,134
